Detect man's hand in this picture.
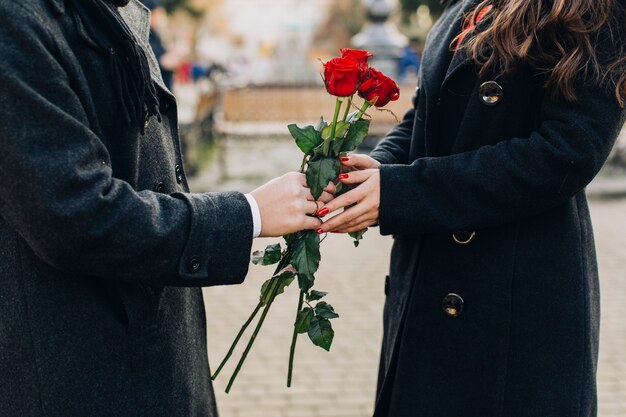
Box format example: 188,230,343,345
251,173,335,237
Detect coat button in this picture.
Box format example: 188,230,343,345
442,293,464,317
175,165,184,183
479,81,503,106
187,256,201,273
153,182,165,193
144,116,150,130
452,231,476,245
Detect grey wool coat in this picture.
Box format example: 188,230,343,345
0,1,253,416
371,0,626,416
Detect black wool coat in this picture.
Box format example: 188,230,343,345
0,1,253,416
370,1,626,416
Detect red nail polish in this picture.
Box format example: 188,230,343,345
338,174,349,180
340,157,350,162
316,228,324,234
317,207,329,217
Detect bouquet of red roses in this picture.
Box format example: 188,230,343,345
211,49,400,392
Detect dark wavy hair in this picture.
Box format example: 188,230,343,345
457,0,626,107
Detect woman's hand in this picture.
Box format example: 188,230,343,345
251,172,335,237
339,154,381,173
316,169,380,234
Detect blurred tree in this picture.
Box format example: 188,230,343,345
400,0,444,20
313,0,364,55
162,0,202,17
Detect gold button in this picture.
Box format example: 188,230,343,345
452,231,476,245
479,81,504,106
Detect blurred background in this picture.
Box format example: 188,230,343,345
145,0,626,416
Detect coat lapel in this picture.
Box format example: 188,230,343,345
442,0,485,86
119,0,173,96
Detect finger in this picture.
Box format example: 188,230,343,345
328,212,377,232
340,154,380,170
317,191,334,204
301,215,323,231
323,181,337,194
319,203,370,232
317,185,369,215
338,169,377,185
334,221,375,233
305,201,322,216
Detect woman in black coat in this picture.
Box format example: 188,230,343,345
318,0,626,415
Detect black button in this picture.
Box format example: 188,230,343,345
160,100,170,113
479,81,503,106
187,256,201,273
153,182,165,193
175,165,184,183
442,293,464,317
384,275,390,296
452,231,476,245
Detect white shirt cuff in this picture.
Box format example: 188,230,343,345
244,193,262,238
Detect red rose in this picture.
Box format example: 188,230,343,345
340,48,373,70
323,57,364,97
340,48,373,83
357,68,401,107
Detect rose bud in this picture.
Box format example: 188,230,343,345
357,68,401,107
323,57,365,97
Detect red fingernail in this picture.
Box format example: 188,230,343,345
340,157,350,162
316,228,324,234
317,207,329,217
338,174,349,180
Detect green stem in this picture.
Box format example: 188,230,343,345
355,101,372,121
324,97,344,155
287,290,305,387
342,96,353,121
211,301,263,380
212,250,293,381
225,266,290,393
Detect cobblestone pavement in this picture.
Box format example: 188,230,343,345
193,139,626,417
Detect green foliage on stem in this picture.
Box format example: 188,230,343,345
251,243,282,265
290,231,321,292
338,120,371,153
315,301,339,319
308,316,335,351
259,267,296,305
349,228,368,247
288,124,323,156
295,307,314,333
306,156,341,200
306,290,328,302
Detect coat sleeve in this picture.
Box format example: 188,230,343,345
377,82,626,236
369,88,419,165
0,4,253,287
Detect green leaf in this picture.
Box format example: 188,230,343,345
295,307,314,333
349,228,368,247
330,121,353,155
340,120,371,153
290,231,321,293
321,125,332,141
283,233,297,246
288,124,322,155
316,117,328,132
315,301,339,319
308,317,334,351
306,156,341,200
251,243,282,265
259,267,296,305
345,110,360,123
307,290,328,302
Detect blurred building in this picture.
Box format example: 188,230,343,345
191,0,334,85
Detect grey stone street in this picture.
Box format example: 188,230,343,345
192,139,626,417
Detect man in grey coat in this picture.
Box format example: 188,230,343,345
0,0,329,415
